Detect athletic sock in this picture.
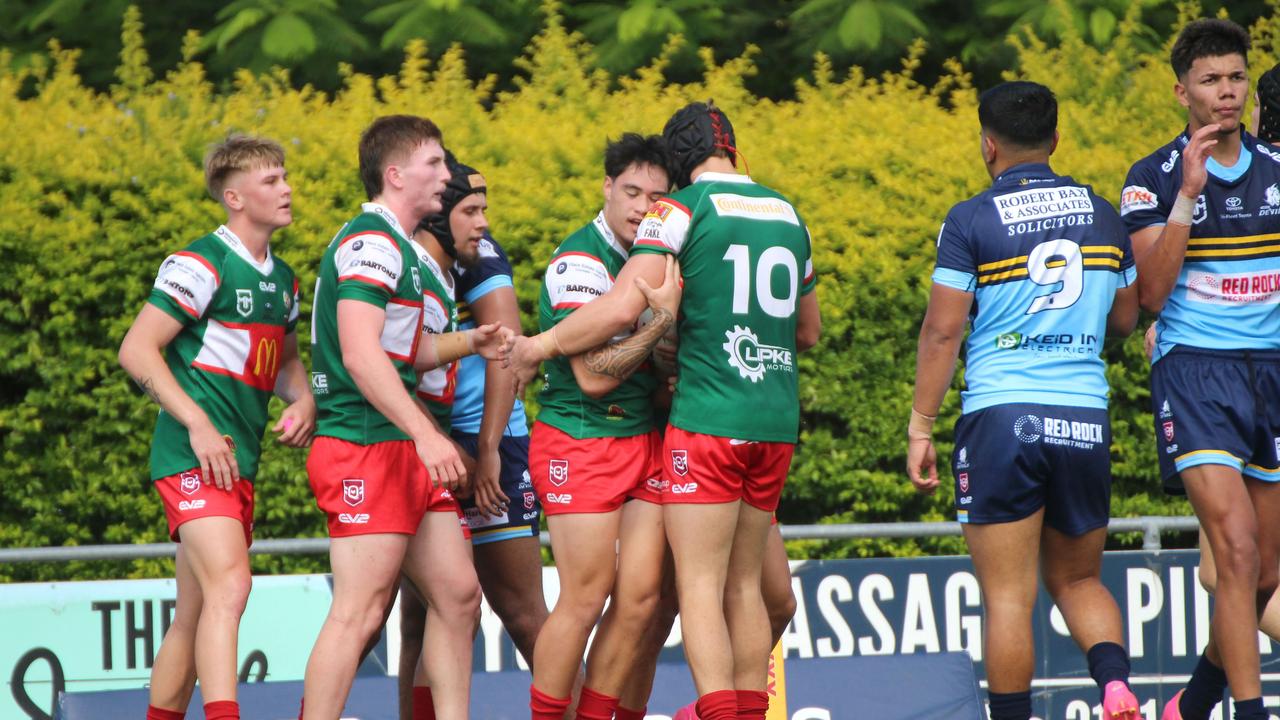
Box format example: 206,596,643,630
736,689,769,719
297,697,303,720
1233,697,1268,720
146,706,185,720
615,705,648,720
988,690,1033,720
1180,653,1228,718
530,684,572,720
412,686,435,720
694,690,738,720
1086,641,1131,701
202,700,240,720
575,686,620,720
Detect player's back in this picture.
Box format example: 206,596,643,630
934,163,1135,413
635,172,816,443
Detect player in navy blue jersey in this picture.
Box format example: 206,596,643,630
908,82,1140,720
1121,20,1280,720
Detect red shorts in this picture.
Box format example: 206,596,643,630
661,425,795,512
529,422,664,515
155,469,254,546
308,436,466,538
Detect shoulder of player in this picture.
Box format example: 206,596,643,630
1124,136,1184,182
1245,133,1280,168
162,234,228,283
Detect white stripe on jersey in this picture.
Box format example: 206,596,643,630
381,298,422,362
635,199,692,254
336,232,403,292
192,319,251,373
546,253,613,309
154,253,219,318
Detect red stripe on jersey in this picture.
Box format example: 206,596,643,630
169,296,200,318
338,230,396,248
634,238,672,250
655,197,691,216
422,289,446,315
553,251,615,281
175,251,221,284
552,302,586,310
386,296,423,363
338,274,396,292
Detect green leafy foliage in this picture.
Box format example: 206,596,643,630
1,4,1277,580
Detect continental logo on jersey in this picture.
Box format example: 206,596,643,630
976,244,1122,287
1186,270,1280,306
1184,231,1280,263
709,194,800,226
1119,185,1158,216
993,186,1093,225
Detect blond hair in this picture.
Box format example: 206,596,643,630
204,134,286,202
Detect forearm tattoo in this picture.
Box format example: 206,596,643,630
133,375,161,404
584,308,674,380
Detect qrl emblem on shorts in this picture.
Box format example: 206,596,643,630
179,471,201,496
548,460,569,487
1163,421,1175,443
524,492,536,510
671,450,689,477
958,473,969,494
343,478,365,507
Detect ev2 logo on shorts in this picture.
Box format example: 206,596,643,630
342,478,365,506
548,459,569,487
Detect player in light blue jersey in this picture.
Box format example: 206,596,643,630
1122,21,1280,720
908,82,1140,720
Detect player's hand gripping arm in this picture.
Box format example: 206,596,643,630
1133,123,1220,312
414,322,509,372
272,332,316,448
907,284,973,496
338,299,464,488
573,255,683,398
504,254,674,394
119,305,240,490
470,285,523,518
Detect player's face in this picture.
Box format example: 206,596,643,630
448,192,489,269
393,139,450,217
1177,54,1248,133
228,164,292,230
602,161,670,248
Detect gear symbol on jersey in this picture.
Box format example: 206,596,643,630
723,325,766,383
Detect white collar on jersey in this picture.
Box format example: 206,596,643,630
693,171,753,185
412,238,455,298
361,201,411,242
213,225,275,275
592,210,630,260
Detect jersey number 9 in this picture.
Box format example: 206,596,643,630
1025,239,1083,315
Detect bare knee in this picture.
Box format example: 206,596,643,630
766,589,797,633
203,571,252,618
1198,559,1218,594
1213,530,1261,585
556,582,611,626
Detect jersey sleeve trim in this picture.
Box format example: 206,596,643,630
175,251,221,283
335,231,403,294
634,198,693,254
932,267,977,293
152,251,222,320
462,274,513,304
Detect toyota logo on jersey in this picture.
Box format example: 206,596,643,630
671,450,689,477
343,478,365,507
549,460,569,487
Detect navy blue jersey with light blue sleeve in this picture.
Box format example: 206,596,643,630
932,163,1136,413
450,234,529,436
1120,130,1280,362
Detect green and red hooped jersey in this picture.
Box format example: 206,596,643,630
310,203,425,445
147,225,299,480
536,212,657,439
631,173,817,443
412,243,458,433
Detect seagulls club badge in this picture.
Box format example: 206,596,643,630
342,478,365,506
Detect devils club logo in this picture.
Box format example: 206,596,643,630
343,478,365,506
549,460,569,487
671,450,689,477
180,471,201,496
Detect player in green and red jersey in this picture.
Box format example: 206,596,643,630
120,135,316,720
507,102,821,720
301,116,506,720
525,134,680,720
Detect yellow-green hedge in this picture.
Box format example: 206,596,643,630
2,5,1276,579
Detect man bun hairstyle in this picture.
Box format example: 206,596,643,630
662,100,737,189
1258,63,1280,143
603,132,672,183
418,150,486,258
204,134,285,201
977,81,1058,150
1170,19,1249,79
358,114,443,200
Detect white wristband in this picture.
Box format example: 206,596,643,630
1169,193,1196,226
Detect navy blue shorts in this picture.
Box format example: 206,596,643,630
952,403,1111,536
452,433,540,545
1151,346,1280,494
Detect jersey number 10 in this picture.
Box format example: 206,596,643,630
723,244,799,318
1025,239,1083,315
